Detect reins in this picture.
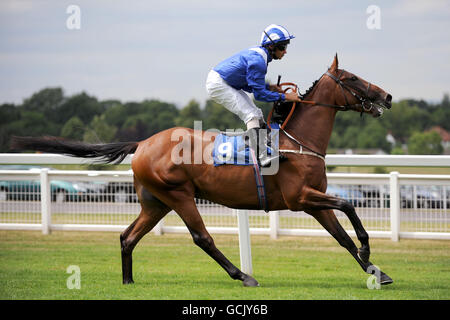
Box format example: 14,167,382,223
267,82,307,130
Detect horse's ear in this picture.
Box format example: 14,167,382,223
330,53,339,71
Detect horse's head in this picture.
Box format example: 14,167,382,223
328,54,392,117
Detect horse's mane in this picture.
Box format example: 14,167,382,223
299,79,320,100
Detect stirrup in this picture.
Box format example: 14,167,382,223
259,153,278,167
246,127,279,167
259,152,287,167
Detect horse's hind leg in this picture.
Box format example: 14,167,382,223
173,197,259,287
307,209,393,285
120,184,170,284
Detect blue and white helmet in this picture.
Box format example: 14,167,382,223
260,24,295,47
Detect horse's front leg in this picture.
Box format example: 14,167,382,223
299,186,371,263
285,186,393,285
161,191,259,287
306,208,393,285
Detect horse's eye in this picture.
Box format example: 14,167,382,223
351,76,358,81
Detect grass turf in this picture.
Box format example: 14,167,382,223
0,230,449,300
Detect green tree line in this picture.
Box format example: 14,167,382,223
1,87,449,154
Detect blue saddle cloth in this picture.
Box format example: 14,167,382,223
212,123,280,166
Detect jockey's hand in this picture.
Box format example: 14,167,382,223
268,84,283,93
284,91,302,102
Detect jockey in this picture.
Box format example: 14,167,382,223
206,24,301,167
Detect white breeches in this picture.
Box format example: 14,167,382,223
205,70,264,126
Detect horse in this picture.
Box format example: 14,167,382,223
11,54,393,287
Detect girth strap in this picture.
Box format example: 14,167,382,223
248,148,269,212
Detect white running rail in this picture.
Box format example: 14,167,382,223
1,154,449,276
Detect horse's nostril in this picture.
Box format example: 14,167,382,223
386,94,392,102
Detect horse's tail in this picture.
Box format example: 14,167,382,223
10,136,139,164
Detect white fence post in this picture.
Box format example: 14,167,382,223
40,169,51,235
389,171,400,242
153,219,164,236
269,211,279,239
236,209,253,275
443,186,447,211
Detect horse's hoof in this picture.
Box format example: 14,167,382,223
123,279,134,285
243,276,259,287
366,265,393,286
380,271,393,285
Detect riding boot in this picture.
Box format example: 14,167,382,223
248,127,284,168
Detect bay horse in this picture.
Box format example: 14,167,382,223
11,54,393,287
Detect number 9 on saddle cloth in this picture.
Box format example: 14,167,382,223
212,123,280,167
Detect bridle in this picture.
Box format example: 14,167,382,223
271,68,376,161
324,69,375,114
268,68,375,127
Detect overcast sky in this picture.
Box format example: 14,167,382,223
1,0,449,108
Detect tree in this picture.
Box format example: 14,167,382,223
333,110,365,137
83,114,117,143
4,86,450,156
21,88,66,130
155,111,177,133
175,99,203,128
407,131,443,155
0,103,20,126
144,100,179,134
0,106,52,152
0,103,20,151
103,103,128,128
108,100,179,139
61,116,85,140
339,126,360,149
430,94,450,131
381,100,430,143
253,100,273,120
8,111,59,137
328,131,342,151
99,99,122,110
116,119,149,141
356,120,391,152
443,93,450,107
22,87,64,114
58,92,104,125
203,99,243,131
390,147,405,155
118,114,152,141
